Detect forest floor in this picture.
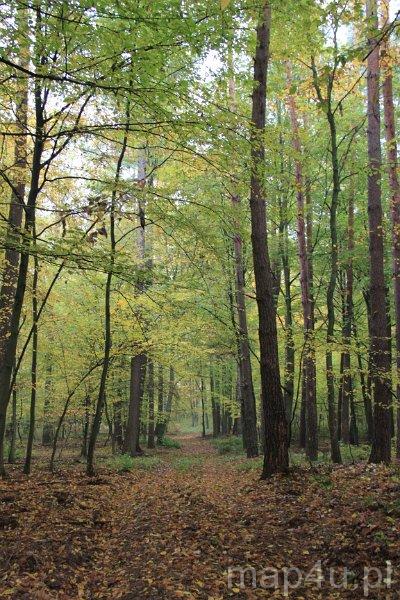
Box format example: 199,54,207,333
1,435,400,599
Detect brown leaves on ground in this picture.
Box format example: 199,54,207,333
1,436,400,599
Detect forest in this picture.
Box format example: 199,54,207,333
1,0,400,598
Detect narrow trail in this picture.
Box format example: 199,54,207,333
1,435,400,599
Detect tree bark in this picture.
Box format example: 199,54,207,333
249,1,288,477
381,0,400,459
147,360,155,449
86,111,129,475
366,0,392,463
124,152,149,454
227,52,259,457
155,364,165,443
286,64,318,460
0,6,29,369
23,252,39,475
311,55,342,464
0,55,43,477
123,354,147,455
7,365,17,464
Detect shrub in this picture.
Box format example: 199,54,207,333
212,436,244,455
107,454,162,472
159,436,181,449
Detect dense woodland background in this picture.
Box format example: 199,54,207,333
0,0,399,479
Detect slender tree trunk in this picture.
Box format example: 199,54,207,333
354,322,374,443
80,394,90,458
86,114,129,475
381,0,400,458
276,100,295,432
8,366,17,464
0,19,43,477
366,0,392,463
249,2,288,477
0,23,28,367
123,354,147,455
227,53,259,457
279,199,295,430
147,360,155,449
200,377,206,438
164,366,174,433
155,364,165,443
286,65,318,460
311,52,342,463
23,252,39,475
42,360,54,446
124,153,149,454
113,400,123,453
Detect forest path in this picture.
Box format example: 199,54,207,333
1,436,399,599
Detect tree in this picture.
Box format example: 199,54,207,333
249,1,288,478
366,0,392,463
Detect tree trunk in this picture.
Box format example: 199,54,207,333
276,100,295,433
200,377,206,438
8,367,17,464
249,1,288,477
42,361,54,446
80,394,90,458
286,65,318,460
155,364,165,443
124,152,149,453
381,0,400,459
86,113,129,475
23,252,39,475
164,366,174,433
0,19,43,477
147,360,155,449
366,0,392,463
113,400,123,453
0,12,29,368
227,54,259,457
123,354,146,455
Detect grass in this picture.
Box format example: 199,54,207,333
158,436,182,449
170,456,204,472
106,454,163,472
211,436,244,455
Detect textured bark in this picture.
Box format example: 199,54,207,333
7,369,17,464
0,56,43,477
147,360,155,449
249,2,288,477
366,0,392,463
381,0,400,458
155,364,165,443
112,400,123,453
231,199,259,455
200,377,206,438
23,252,39,475
0,7,29,368
123,354,147,456
286,65,318,460
164,366,174,432
276,101,295,430
124,153,149,454
42,361,54,446
311,56,342,464
86,114,128,475
80,394,90,458
227,55,259,457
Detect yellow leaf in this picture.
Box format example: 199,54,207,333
221,0,231,8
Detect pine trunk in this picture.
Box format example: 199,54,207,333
249,2,288,477
366,0,392,463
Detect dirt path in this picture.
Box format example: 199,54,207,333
1,436,400,598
